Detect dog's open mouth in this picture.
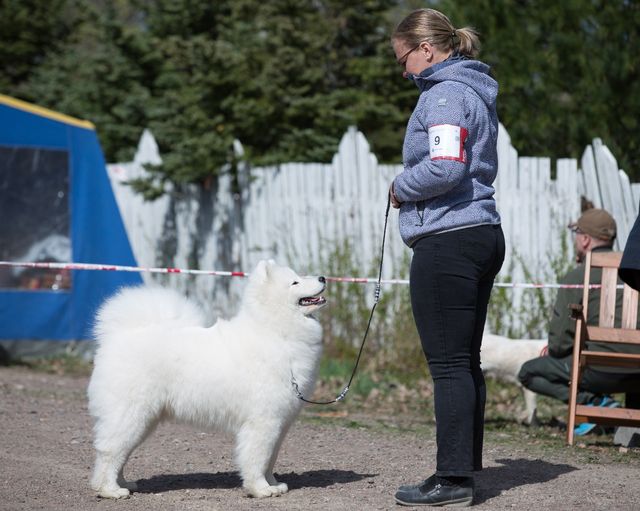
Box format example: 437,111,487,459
299,296,327,307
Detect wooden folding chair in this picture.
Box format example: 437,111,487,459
566,251,640,445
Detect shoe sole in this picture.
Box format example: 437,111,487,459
574,423,597,436
395,496,473,507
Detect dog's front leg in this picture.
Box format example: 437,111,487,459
236,421,289,498
265,420,293,489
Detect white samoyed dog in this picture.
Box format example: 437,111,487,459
481,333,547,425
88,260,327,499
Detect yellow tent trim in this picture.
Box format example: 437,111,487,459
0,93,95,130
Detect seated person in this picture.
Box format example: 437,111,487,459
518,208,640,435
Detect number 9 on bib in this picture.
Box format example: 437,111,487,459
428,124,468,163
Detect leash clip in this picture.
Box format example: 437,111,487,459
336,386,350,402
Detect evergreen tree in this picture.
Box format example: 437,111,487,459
443,0,640,176
132,0,408,192
7,1,156,163
0,0,81,90
3,0,639,192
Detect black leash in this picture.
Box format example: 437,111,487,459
291,194,392,405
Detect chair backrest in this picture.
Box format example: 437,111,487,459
584,251,640,344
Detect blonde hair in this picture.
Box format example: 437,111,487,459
392,8,481,59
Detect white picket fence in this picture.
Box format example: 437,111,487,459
107,125,640,331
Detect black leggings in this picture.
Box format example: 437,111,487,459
410,224,505,477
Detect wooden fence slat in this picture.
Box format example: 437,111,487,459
581,144,601,209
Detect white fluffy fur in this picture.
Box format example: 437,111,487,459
88,260,326,499
481,333,547,425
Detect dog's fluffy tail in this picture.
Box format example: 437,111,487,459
94,286,207,340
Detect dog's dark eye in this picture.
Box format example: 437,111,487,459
291,281,299,286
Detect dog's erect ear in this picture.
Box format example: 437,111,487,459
252,259,273,282
264,259,278,278
252,260,267,281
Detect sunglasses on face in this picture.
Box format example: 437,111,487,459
397,44,421,67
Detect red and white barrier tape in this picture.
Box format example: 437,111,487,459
0,260,247,278
0,260,617,289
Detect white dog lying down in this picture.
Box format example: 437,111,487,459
481,333,547,425
88,260,326,499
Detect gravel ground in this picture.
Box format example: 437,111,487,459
1,366,639,511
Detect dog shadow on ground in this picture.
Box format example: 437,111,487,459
475,458,577,504
279,469,377,490
135,469,376,494
135,472,241,493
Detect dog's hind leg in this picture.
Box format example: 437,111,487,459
91,408,159,499
235,421,289,498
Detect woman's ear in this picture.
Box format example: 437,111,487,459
420,40,433,61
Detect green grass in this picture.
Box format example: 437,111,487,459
8,354,93,377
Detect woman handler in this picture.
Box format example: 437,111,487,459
390,8,505,507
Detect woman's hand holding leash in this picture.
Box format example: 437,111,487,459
389,182,401,209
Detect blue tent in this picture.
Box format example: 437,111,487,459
0,94,142,348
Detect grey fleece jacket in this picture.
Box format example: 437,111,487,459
393,57,501,247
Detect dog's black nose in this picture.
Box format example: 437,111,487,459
318,276,326,283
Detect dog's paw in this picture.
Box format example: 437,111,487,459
272,482,288,493
97,486,131,499
246,482,289,498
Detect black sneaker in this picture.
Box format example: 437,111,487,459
395,476,474,507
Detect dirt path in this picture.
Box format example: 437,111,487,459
1,366,638,511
